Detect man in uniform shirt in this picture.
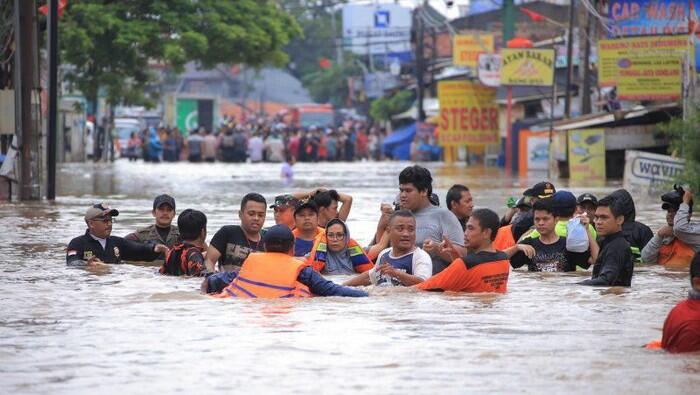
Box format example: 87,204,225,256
66,204,167,266
125,194,181,261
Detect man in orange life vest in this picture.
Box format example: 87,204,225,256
210,225,367,298
641,186,696,268
494,196,532,251
417,208,510,293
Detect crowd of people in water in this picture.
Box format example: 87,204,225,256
65,165,700,354
123,115,390,164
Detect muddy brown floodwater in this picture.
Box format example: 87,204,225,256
0,160,698,394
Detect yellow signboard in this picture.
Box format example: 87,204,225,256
568,129,606,185
499,49,555,86
598,35,691,86
453,34,494,68
617,56,682,100
437,81,499,147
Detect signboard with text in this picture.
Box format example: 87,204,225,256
500,49,555,86
568,129,606,185
623,150,685,196
437,81,499,147
342,4,412,56
452,34,494,68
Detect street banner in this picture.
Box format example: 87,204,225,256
176,98,198,134
616,56,682,100
437,81,498,147
623,150,685,197
453,34,494,68
568,129,606,185
608,0,690,37
500,49,555,86
477,53,501,87
598,35,692,86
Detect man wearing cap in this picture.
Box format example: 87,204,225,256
525,191,597,240
292,200,323,258
510,182,556,240
206,225,367,298
125,194,181,252
641,187,697,268
270,194,299,229
66,204,168,266
672,188,700,253
576,193,598,224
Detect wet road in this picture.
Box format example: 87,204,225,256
0,160,698,394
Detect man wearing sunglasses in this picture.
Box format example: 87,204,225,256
66,204,168,267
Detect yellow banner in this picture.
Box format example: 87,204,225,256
452,34,494,68
500,49,554,86
616,56,682,100
437,81,498,147
598,35,691,87
568,129,606,185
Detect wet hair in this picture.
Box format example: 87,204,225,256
388,209,416,225
691,253,700,282
533,199,554,215
470,208,500,241
241,193,267,211
313,190,340,209
398,165,433,195
446,184,469,211
177,209,207,241
597,196,625,219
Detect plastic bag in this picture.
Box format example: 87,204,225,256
566,217,589,253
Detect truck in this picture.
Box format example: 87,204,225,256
284,103,335,129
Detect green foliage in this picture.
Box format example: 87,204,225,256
301,62,360,107
369,91,414,121
60,0,301,107
663,110,700,191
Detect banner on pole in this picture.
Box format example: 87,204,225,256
500,49,555,86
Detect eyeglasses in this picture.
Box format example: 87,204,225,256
327,233,345,240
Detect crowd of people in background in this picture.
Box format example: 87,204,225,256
120,114,390,164
65,165,700,354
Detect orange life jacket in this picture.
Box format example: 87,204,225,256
218,252,312,299
493,225,516,251
658,238,695,269
417,251,510,293
292,227,325,241
307,234,373,273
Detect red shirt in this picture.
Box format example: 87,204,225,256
662,298,700,353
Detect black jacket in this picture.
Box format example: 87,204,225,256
580,231,633,286
609,189,653,259
66,230,160,265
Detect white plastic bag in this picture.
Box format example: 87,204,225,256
566,217,589,253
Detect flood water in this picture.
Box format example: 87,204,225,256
1,160,698,394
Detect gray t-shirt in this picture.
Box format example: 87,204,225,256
412,205,465,275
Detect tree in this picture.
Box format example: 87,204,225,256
302,61,360,107
663,110,700,191
60,0,301,109
369,91,413,122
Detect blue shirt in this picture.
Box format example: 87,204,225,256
294,238,315,257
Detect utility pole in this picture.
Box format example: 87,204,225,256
415,5,426,122
328,2,343,65
47,0,58,200
581,0,595,115
14,0,41,200
502,0,515,175
502,0,515,44
564,0,576,117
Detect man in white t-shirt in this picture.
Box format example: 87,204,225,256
248,133,264,163
344,210,432,287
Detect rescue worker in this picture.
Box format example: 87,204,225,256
446,184,474,231
344,210,432,287
291,199,323,258
160,209,208,276
494,196,532,251
641,187,695,268
608,189,654,262
658,253,700,353
125,194,181,262
579,196,634,286
270,194,299,229
524,191,597,240
416,208,510,293
509,182,556,241
66,204,167,266
672,187,700,253
210,225,368,298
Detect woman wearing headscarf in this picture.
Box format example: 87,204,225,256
308,218,373,275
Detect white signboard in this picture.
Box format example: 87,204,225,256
477,53,501,87
623,150,685,197
342,4,412,55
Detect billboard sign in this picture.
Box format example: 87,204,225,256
623,150,685,196
342,4,412,56
500,49,555,86
453,34,494,68
437,81,499,147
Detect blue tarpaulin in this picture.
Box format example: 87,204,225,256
382,123,416,160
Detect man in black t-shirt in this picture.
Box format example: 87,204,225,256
204,193,267,272
507,199,591,272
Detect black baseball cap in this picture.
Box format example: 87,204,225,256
661,190,683,211
263,224,295,251
524,182,556,198
577,193,598,206
153,194,175,210
294,199,318,216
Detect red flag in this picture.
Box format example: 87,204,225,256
520,7,545,22
39,0,68,18
319,58,332,69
